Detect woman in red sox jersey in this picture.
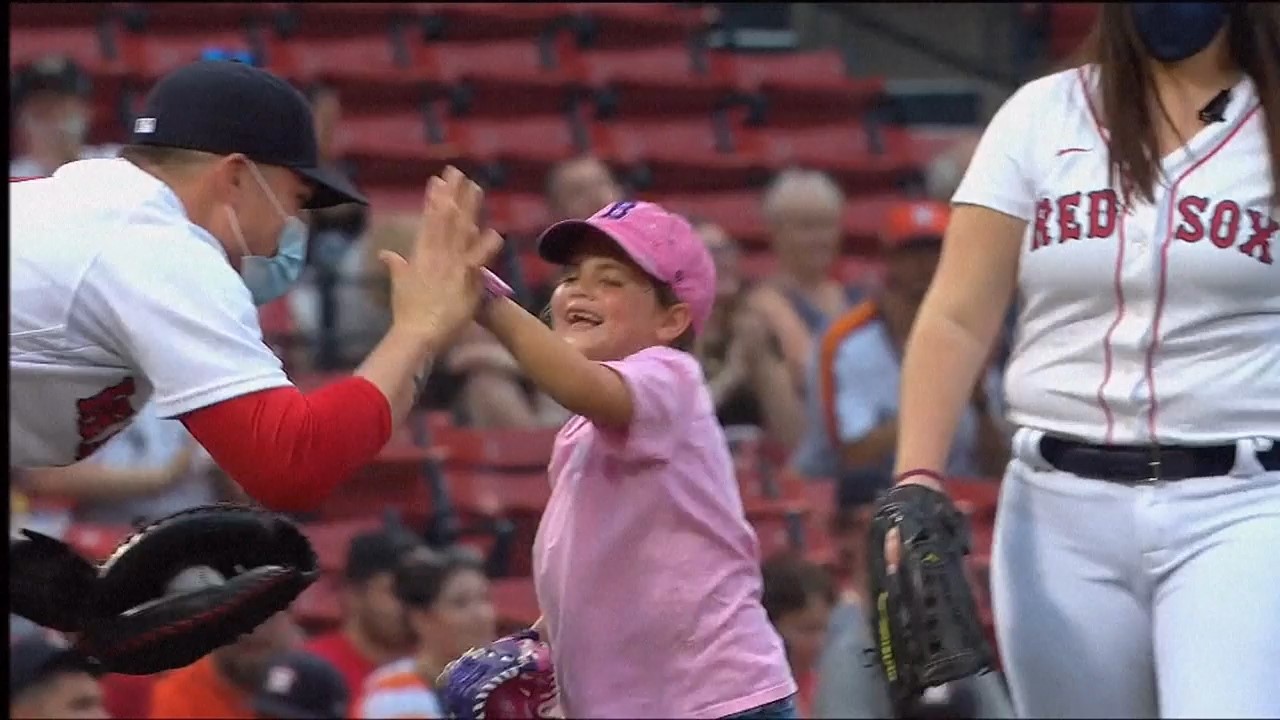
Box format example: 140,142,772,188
887,4,1280,718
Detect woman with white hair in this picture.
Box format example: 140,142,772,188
745,169,865,440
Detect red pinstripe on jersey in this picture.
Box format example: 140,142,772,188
1145,104,1262,441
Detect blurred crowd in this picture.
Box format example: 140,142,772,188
10,53,1009,720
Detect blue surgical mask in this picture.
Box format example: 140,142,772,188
1129,2,1228,63
226,162,308,306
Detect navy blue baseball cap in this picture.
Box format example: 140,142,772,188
10,635,102,699
253,651,349,719
130,60,366,209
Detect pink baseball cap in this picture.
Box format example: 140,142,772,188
537,201,717,335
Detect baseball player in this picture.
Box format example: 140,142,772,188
888,3,1280,717
10,60,502,512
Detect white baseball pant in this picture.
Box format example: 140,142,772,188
990,428,1280,719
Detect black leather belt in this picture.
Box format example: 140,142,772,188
1039,435,1280,482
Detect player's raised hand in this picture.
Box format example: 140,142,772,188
379,166,503,344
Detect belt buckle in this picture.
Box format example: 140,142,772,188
1145,446,1162,483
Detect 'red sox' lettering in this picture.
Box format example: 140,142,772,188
1031,189,1275,266
75,376,138,459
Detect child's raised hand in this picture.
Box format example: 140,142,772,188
379,166,504,345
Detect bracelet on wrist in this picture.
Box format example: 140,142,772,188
894,468,945,485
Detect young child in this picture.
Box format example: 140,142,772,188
474,201,798,719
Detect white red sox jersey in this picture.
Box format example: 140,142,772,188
954,67,1278,446
9,158,290,468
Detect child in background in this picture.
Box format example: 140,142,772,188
760,554,838,718
354,547,497,719
474,201,797,719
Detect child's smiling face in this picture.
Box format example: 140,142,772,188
549,233,691,362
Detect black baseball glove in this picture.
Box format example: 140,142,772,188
866,483,994,716
11,503,318,675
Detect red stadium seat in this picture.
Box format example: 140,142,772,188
262,34,411,97
445,115,579,194
447,470,549,517
11,2,109,28
410,40,579,118
713,50,884,125
739,123,921,194
572,45,734,117
431,425,558,471
279,2,425,37
419,3,573,42
1047,3,1098,61
515,249,559,289
591,118,757,192
117,29,256,82
490,577,540,626
364,185,430,215
302,517,385,573
944,478,1001,525
338,112,462,186
316,442,444,526
569,3,707,48
10,27,111,70
292,572,343,631
113,2,280,34
486,192,552,240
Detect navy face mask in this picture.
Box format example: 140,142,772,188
1129,2,1229,63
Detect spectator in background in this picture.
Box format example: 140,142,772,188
814,471,894,718
792,200,1009,483
253,651,349,720
761,553,837,718
545,154,624,223
306,528,421,699
815,474,1015,719
326,213,418,363
282,82,370,368
923,131,982,202
692,219,805,446
449,323,571,428
10,635,107,720
354,546,497,718
747,169,864,393
149,611,300,719
17,403,227,527
10,56,118,178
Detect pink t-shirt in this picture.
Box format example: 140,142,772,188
533,346,796,719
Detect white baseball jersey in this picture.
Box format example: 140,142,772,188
9,158,291,468
955,66,1278,445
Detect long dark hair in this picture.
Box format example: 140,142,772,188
1073,3,1280,207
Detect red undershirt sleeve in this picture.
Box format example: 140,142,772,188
179,377,394,512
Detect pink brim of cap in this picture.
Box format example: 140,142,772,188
536,219,664,283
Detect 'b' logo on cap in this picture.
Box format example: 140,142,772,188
600,201,637,220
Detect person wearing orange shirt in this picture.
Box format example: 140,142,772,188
148,612,298,719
